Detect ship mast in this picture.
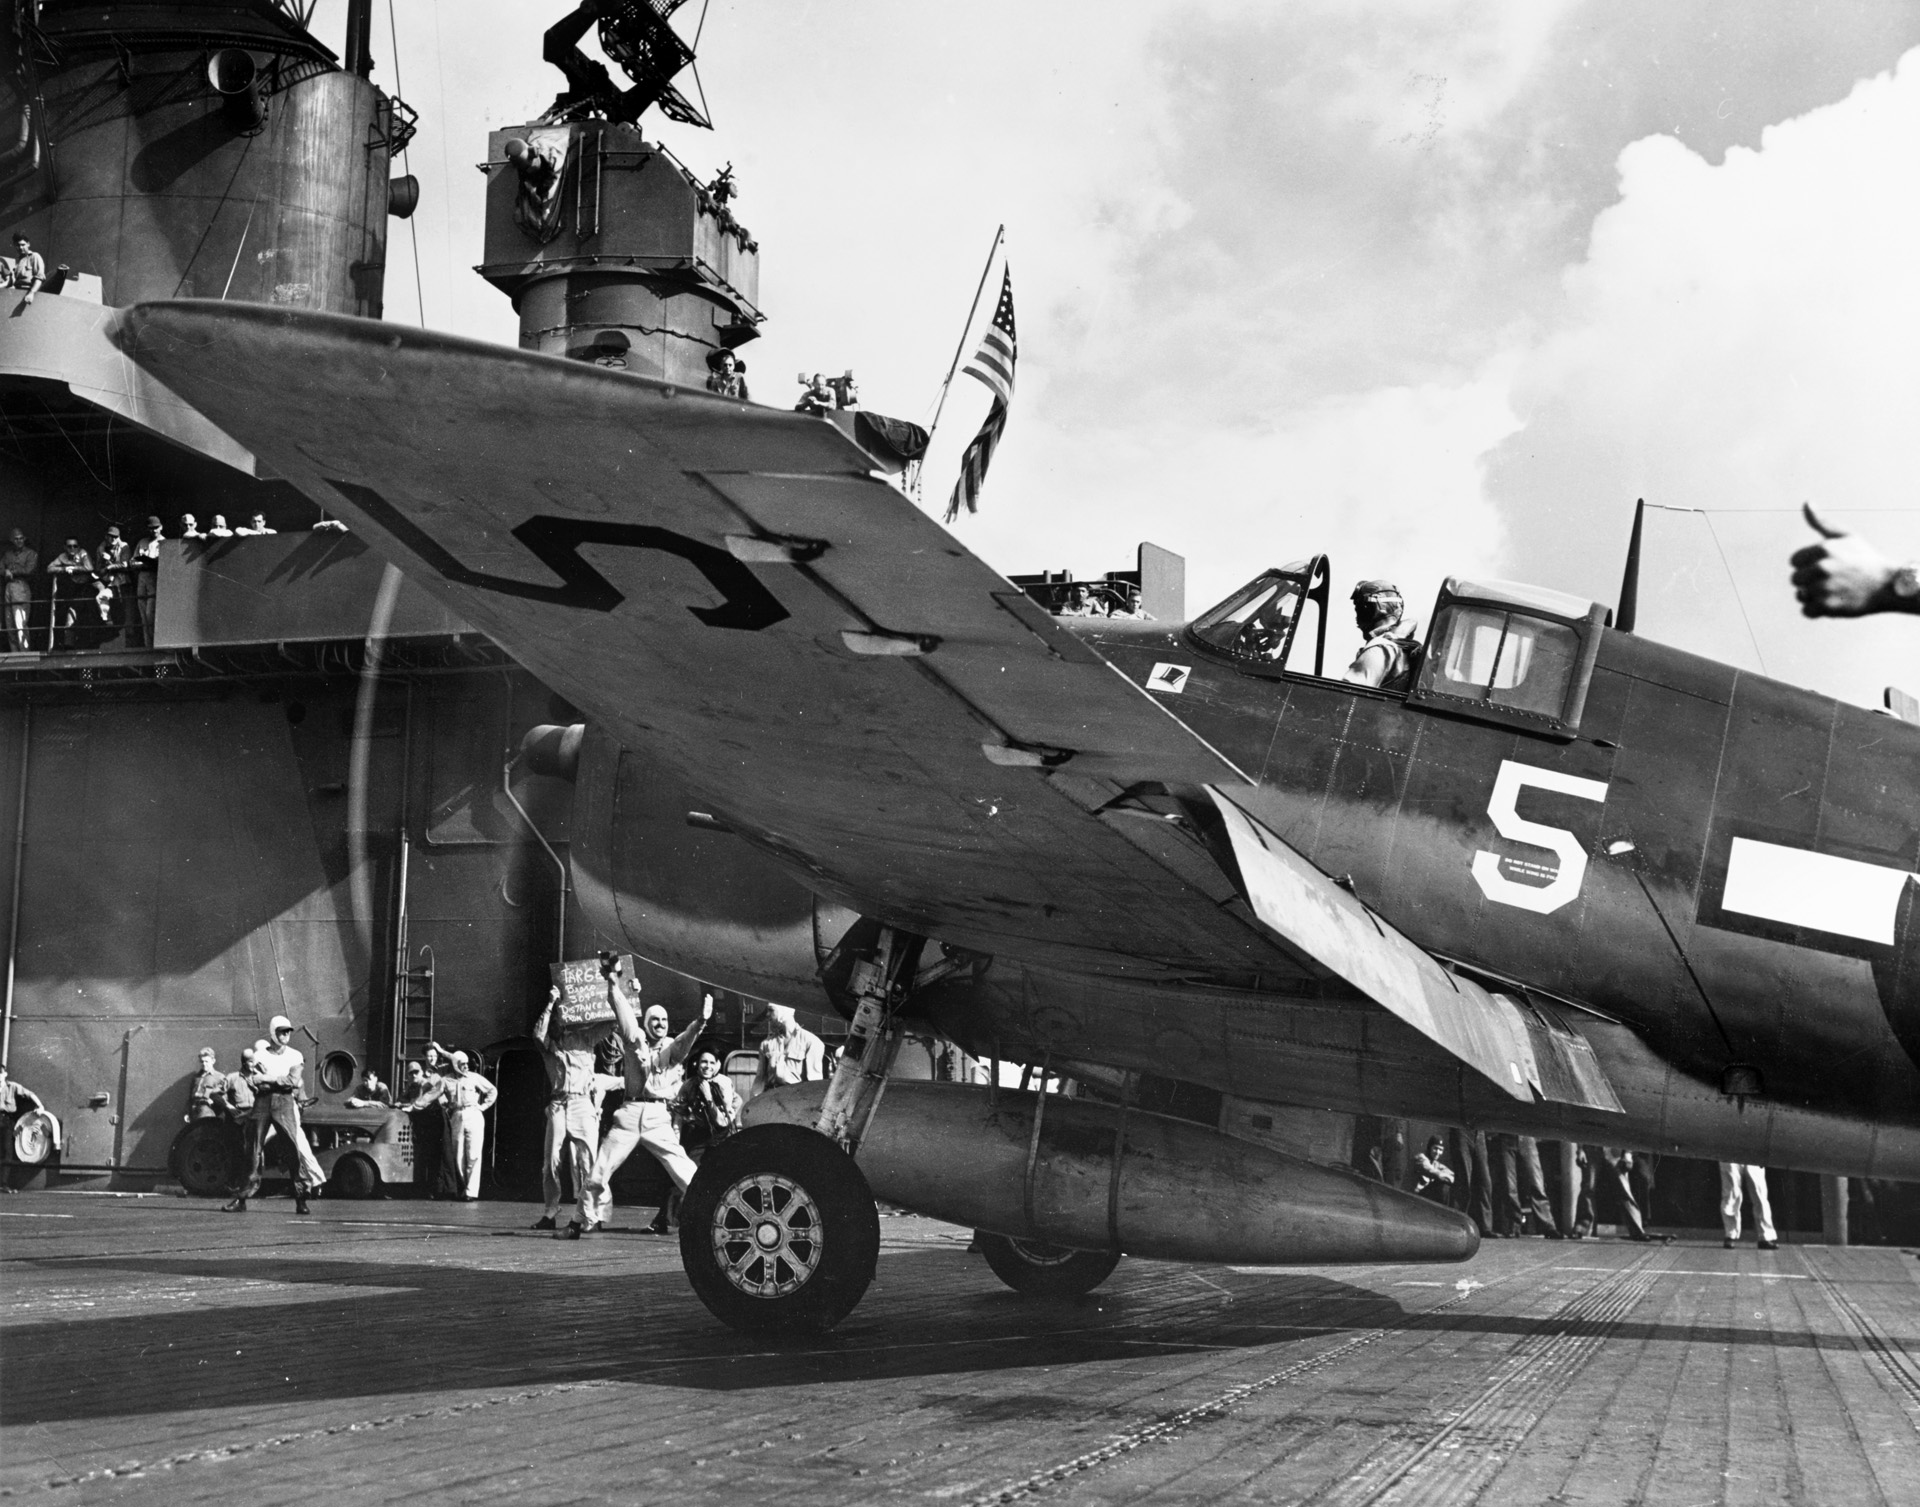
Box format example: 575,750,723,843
477,3,760,386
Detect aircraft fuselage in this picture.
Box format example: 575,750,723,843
1084,617,1920,1135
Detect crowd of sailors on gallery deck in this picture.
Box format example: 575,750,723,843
0,510,348,653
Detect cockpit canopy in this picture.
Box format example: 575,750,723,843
1186,556,1330,675
1186,563,1607,739
1412,578,1608,736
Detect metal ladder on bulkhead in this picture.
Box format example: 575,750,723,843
395,945,435,1074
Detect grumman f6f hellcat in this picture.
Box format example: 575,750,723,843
112,299,1920,1333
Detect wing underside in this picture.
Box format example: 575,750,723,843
120,302,1618,1108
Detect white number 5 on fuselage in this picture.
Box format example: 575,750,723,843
1472,760,1609,915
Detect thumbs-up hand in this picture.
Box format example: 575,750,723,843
1790,503,1906,617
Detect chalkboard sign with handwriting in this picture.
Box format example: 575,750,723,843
550,955,631,1029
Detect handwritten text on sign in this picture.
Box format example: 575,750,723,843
550,955,632,1029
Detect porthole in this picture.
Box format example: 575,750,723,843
318,1050,358,1094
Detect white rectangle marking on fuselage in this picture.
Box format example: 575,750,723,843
1722,837,1913,945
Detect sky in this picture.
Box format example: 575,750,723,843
316,0,1920,709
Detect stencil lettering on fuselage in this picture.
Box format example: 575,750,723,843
1472,760,1609,915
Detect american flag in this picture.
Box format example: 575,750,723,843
946,267,1017,522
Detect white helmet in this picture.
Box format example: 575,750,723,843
268,1014,294,1036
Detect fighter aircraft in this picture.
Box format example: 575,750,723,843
118,302,1920,1334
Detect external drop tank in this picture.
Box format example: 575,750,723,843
746,1081,1479,1266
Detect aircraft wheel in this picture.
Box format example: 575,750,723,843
328,1153,381,1201
977,1231,1122,1297
679,1124,879,1335
172,1121,242,1197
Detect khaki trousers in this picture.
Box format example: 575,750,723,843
541,1094,598,1221
239,1091,325,1195
583,1100,696,1226
451,1107,486,1199
1718,1162,1777,1243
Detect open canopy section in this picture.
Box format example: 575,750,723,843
1187,556,1330,676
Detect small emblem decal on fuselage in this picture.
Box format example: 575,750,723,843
1147,663,1191,694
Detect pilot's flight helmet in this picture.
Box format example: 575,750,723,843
1350,579,1404,634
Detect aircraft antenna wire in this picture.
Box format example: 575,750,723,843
1629,868,1740,1062
1699,512,1770,676
1639,502,1771,676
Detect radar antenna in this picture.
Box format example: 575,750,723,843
540,0,711,128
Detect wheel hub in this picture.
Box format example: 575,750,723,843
712,1172,824,1298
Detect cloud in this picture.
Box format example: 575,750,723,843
947,352,1519,669
1491,47,1920,706
361,3,1920,706
1053,0,1582,426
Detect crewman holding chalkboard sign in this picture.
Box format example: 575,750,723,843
571,958,712,1237
549,953,629,1031
531,982,619,1234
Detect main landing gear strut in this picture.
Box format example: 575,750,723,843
678,928,920,1334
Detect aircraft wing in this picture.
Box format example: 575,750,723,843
119,303,1588,1104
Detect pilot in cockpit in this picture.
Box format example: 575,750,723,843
1343,580,1421,692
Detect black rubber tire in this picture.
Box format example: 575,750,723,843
977,1231,1122,1297
328,1153,380,1200
173,1121,243,1198
678,1123,880,1335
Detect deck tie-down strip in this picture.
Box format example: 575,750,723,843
1802,1253,1920,1425
6,1380,625,1497
1315,1253,1670,1506
965,1252,1661,1506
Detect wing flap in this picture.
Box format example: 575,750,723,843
1208,786,1600,1105
700,470,1246,786
1517,1000,1626,1113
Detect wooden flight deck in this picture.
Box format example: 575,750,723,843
2,1192,1916,1504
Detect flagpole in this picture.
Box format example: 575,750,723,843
926,223,1004,446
